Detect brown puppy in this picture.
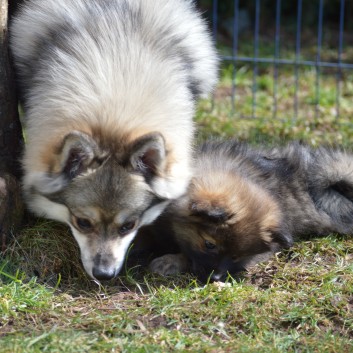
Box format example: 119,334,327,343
146,140,353,282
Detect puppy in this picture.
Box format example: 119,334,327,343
149,140,353,281
10,0,217,280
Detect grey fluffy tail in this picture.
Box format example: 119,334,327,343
308,147,353,234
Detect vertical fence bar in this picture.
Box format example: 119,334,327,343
252,0,260,119
231,0,240,113
315,0,324,119
294,0,302,121
336,0,345,119
273,0,281,120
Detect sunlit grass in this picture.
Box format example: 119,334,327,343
195,64,353,147
1,235,352,352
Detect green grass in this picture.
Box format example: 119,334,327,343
195,64,353,146
1,235,353,352
2,41,353,351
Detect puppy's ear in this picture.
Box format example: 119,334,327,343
35,131,106,194
129,132,166,180
190,202,233,224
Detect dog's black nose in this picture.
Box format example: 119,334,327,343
92,267,116,281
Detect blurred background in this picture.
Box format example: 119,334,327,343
195,0,353,145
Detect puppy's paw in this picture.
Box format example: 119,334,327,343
149,253,189,276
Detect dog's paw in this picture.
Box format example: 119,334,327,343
149,253,189,276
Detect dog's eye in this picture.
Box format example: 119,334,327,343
76,217,94,231
204,240,216,250
118,220,137,236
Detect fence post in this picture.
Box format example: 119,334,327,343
0,0,24,251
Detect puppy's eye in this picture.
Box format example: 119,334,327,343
205,240,216,250
118,220,137,236
75,217,94,232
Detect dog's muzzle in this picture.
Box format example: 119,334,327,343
92,266,118,281
91,253,121,281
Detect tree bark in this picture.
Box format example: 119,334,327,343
0,0,24,250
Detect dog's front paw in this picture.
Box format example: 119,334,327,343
149,253,189,276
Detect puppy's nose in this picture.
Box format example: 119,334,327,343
92,266,116,281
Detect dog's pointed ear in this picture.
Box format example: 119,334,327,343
129,132,166,179
35,131,105,195
58,131,103,180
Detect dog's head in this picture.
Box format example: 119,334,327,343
169,173,293,282
25,131,171,280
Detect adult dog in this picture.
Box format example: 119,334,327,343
10,0,217,280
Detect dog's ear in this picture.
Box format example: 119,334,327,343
58,131,104,180
35,131,106,195
129,132,166,180
190,202,233,224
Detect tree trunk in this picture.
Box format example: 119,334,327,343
0,0,24,251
